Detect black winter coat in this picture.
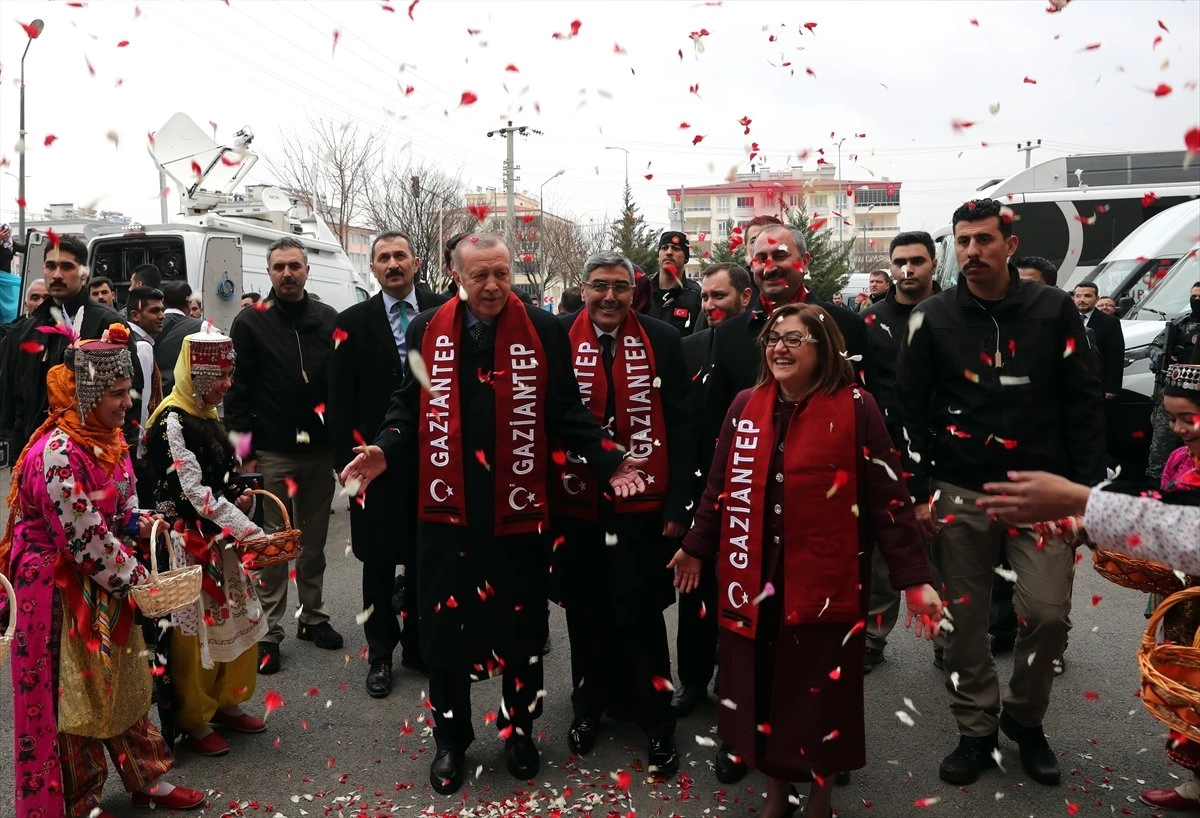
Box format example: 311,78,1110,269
328,286,446,563
224,291,338,455
373,302,626,671
896,266,1106,499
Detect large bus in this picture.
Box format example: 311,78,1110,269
933,150,1199,291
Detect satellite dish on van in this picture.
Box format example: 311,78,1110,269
149,113,259,214
258,187,292,213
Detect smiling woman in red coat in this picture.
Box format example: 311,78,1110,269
670,303,943,818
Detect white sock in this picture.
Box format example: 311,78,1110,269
141,778,176,796
1175,777,1200,799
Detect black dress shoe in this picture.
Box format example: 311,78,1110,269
257,641,280,675
782,785,801,818
938,732,999,785
567,718,597,755
670,684,706,716
365,659,392,699
506,734,540,780
648,737,679,776
864,646,886,674
835,770,851,785
713,742,748,784
1000,711,1061,785
429,747,465,795
297,621,344,650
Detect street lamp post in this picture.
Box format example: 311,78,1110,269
539,169,565,293
18,19,45,242
605,146,629,189
835,136,847,246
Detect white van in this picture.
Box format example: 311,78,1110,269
1082,199,1200,314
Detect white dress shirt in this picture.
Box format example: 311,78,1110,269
382,290,420,355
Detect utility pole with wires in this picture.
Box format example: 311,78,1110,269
486,121,542,242
1017,139,1042,169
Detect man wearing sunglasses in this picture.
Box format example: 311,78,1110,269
0,234,138,450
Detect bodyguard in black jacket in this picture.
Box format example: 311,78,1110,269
897,199,1104,789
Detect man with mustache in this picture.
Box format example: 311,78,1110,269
0,235,138,450
328,230,446,698
897,198,1105,788
225,236,344,675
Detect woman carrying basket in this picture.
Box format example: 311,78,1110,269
1,325,205,818
145,329,269,757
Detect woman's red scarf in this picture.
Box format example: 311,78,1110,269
418,292,549,536
718,381,860,639
553,310,670,521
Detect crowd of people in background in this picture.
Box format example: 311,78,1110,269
0,196,1198,818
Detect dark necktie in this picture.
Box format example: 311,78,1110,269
469,320,492,349
600,334,617,426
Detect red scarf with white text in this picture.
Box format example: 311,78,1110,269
554,311,670,520
418,292,549,536
718,381,859,639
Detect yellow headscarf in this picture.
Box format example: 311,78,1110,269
147,334,222,428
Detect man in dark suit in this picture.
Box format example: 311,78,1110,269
672,261,752,717
551,250,696,776
1073,281,1125,400
329,230,446,699
699,222,870,785
155,280,203,393
338,233,650,795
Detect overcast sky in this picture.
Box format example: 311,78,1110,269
1,0,1197,235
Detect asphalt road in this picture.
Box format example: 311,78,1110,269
0,496,1182,818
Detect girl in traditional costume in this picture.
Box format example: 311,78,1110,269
145,330,268,756
3,325,205,818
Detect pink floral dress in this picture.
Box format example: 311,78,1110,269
8,428,150,818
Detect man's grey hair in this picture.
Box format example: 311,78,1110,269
755,224,808,257
583,250,634,281
450,232,512,273
25,281,46,298
267,235,308,266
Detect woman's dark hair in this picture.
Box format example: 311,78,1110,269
754,302,853,396
1162,385,1200,406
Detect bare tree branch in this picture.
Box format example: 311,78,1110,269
267,118,380,251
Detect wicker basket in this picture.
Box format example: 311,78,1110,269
1139,586,1200,743
129,519,203,618
1094,548,1184,596
0,572,14,665
237,490,302,571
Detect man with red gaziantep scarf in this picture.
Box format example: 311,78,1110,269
550,250,696,777
338,233,649,797
697,222,870,785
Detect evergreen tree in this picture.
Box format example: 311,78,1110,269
609,182,660,277
700,220,739,268
785,204,852,300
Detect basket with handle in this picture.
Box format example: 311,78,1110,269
237,489,302,571
0,572,15,665
129,519,203,618
1139,586,1200,743
1093,548,1184,596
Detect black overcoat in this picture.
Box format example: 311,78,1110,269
329,286,446,563
374,301,625,671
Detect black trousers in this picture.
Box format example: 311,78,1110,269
361,559,419,665
675,558,718,688
428,662,544,751
567,608,675,741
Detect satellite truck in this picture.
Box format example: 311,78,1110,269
19,112,370,333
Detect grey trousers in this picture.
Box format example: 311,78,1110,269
254,449,336,644
932,480,1074,736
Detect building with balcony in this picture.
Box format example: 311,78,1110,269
665,165,903,272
